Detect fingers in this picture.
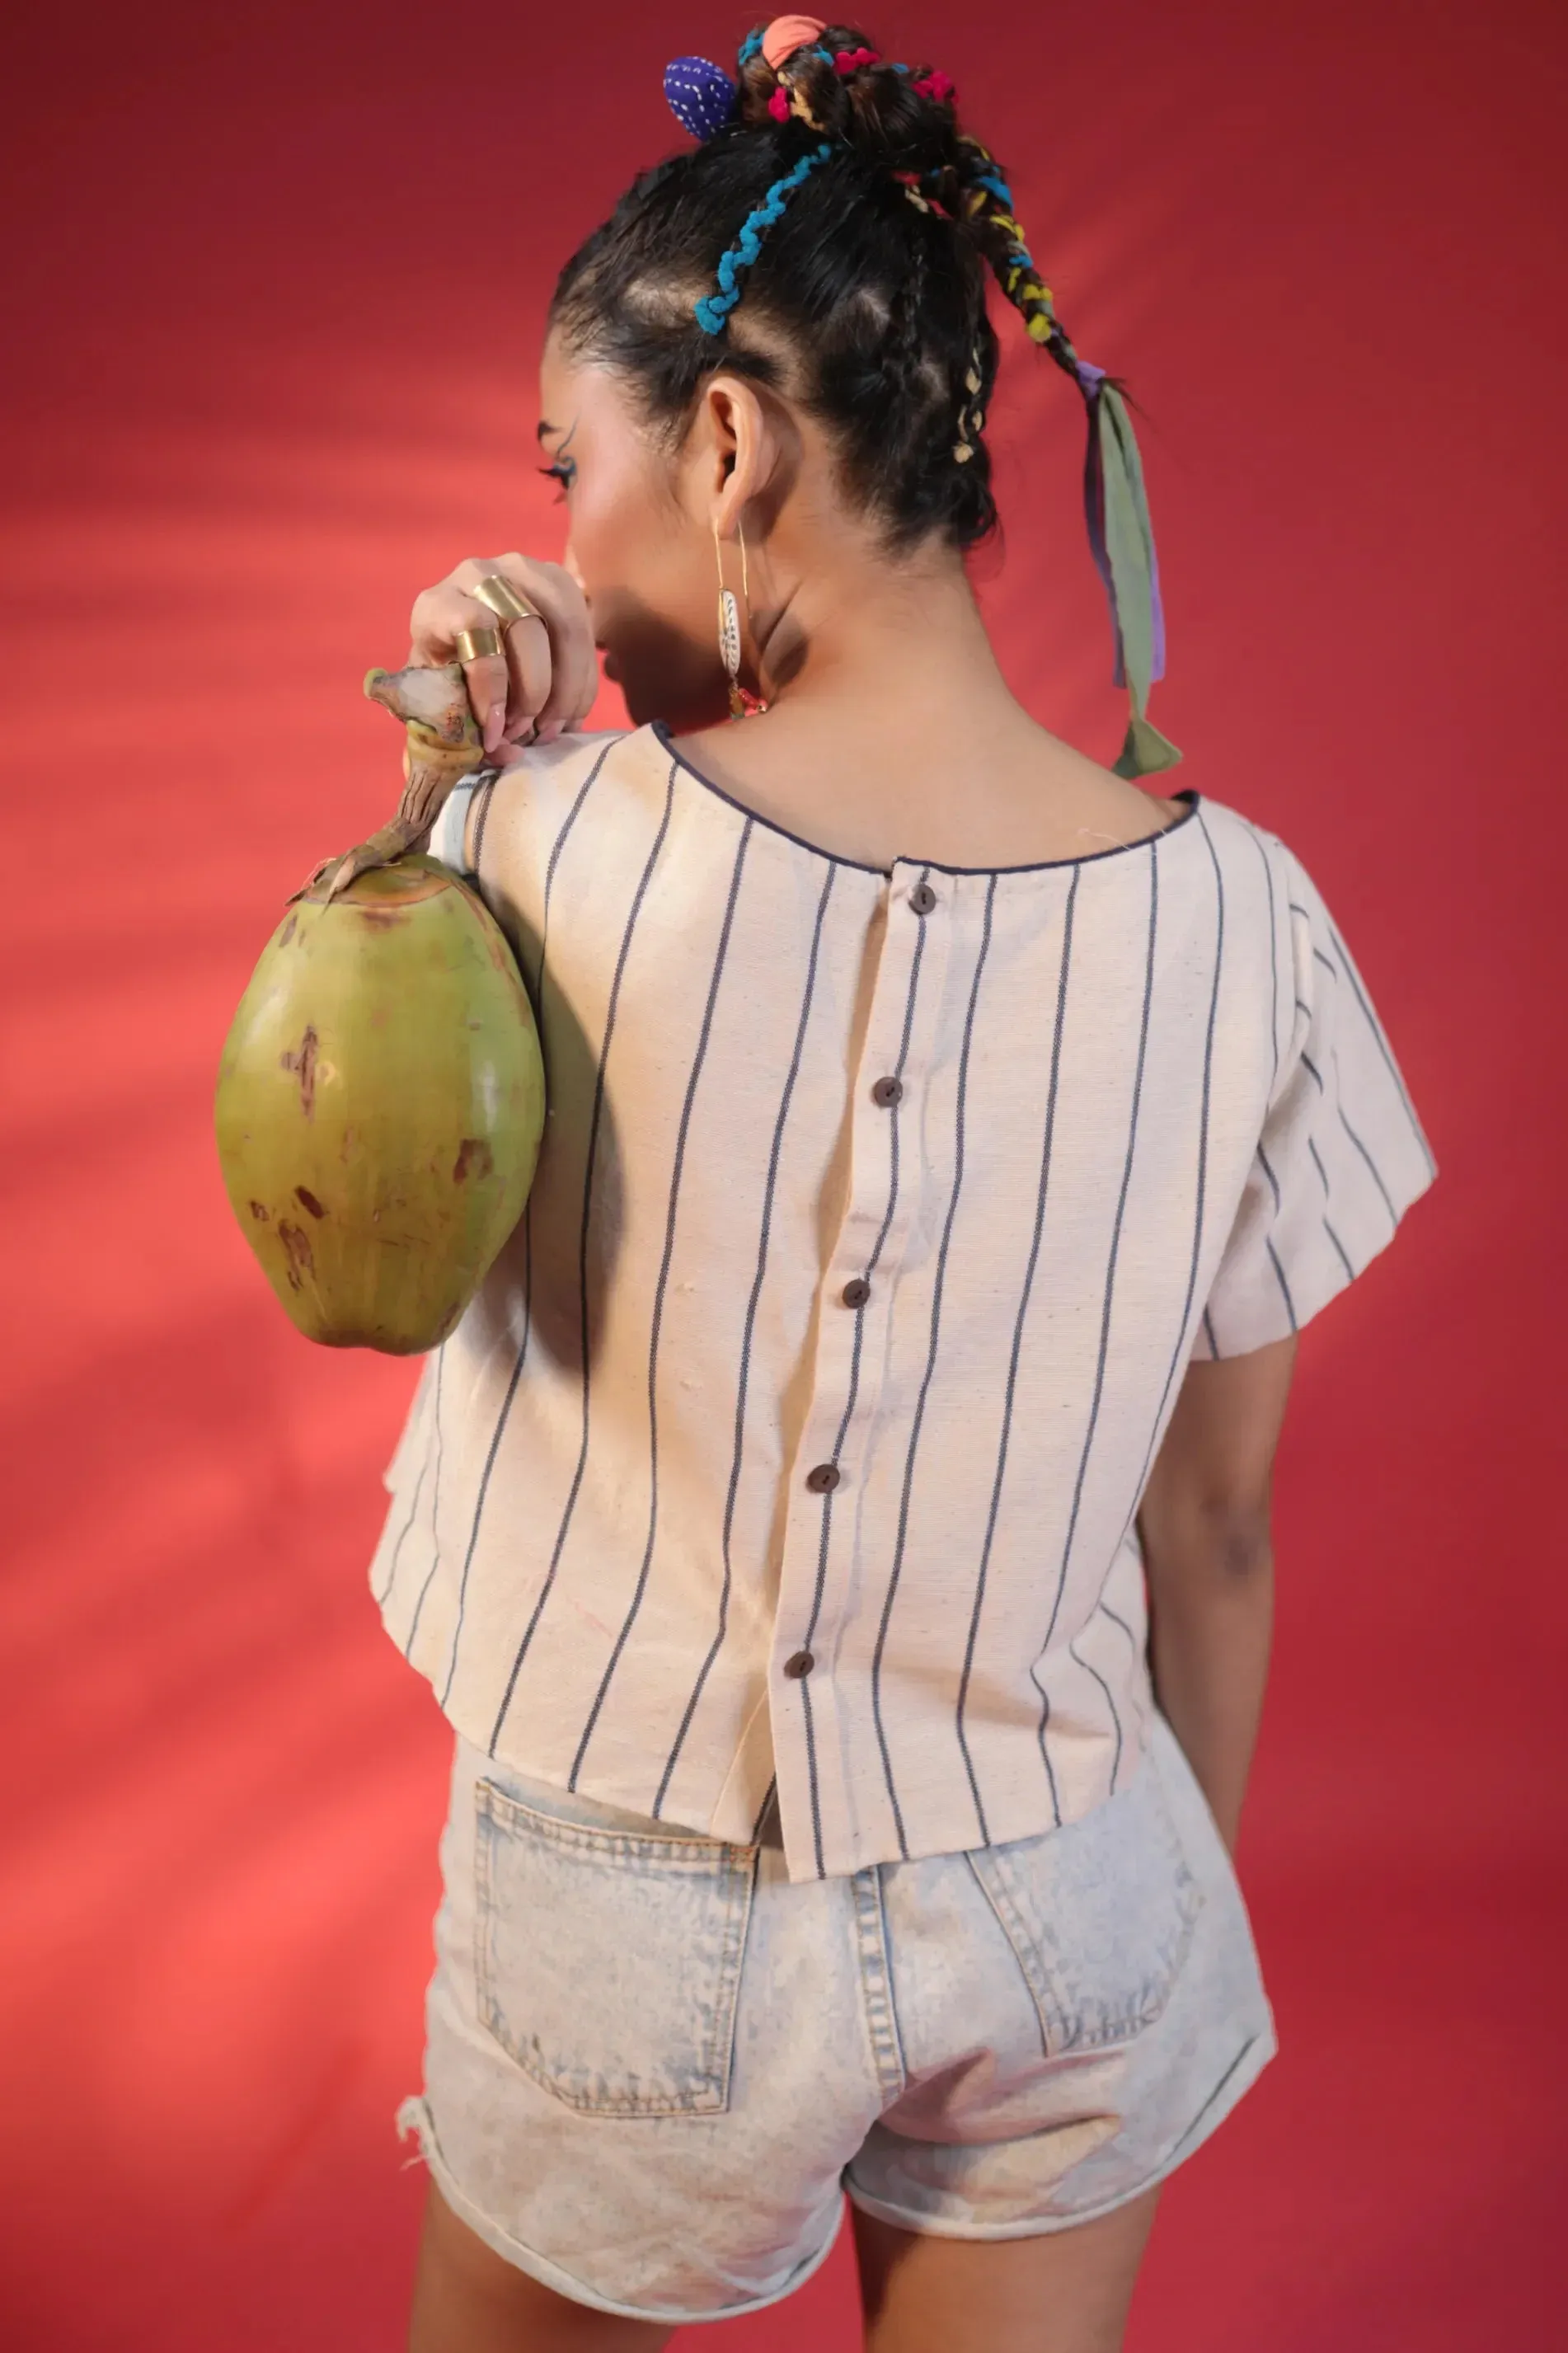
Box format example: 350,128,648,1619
525,568,598,739
407,583,520,753
460,650,512,752
407,555,600,754
498,610,551,741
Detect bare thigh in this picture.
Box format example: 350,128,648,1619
851,2186,1162,2353
408,2181,676,2353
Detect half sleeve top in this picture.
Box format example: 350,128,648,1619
368,720,1439,1884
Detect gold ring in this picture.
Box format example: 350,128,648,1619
472,575,543,626
453,626,502,663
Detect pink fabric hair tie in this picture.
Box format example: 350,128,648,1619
761,15,826,69
834,45,880,74
768,86,791,120
913,68,956,103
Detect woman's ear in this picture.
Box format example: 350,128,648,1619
697,373,794,538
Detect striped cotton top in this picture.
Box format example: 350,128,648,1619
368,720,1439,1883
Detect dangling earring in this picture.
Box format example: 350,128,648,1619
714,516,744,720
713,517,766,720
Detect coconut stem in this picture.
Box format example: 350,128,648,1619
289,662,489,904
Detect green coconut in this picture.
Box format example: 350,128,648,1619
214,662,545,1353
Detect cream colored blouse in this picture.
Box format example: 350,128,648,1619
368,721,1439,1883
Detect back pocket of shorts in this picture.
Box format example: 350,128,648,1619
965,1749,1204,2055
474,1780,758,2117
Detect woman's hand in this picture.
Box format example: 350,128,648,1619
406,554,599,763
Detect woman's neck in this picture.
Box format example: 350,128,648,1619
747,533,1020,747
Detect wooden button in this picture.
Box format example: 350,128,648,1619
783,1649,815,1679
841,1277,871,1308
910,881,937,914
871,1076,904,1107
805,1462,841,1493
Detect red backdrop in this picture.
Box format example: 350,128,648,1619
4,4,1562,2345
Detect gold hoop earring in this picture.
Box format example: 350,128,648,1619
714,517,765,720
713,518,744,720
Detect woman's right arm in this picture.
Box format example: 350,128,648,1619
1136,1332,1298,1856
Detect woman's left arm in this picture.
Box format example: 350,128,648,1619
1137,1334,1297,1855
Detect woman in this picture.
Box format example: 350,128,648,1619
371,21,1439,2350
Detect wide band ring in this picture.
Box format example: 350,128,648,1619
472,574,543,626
453,626,502,663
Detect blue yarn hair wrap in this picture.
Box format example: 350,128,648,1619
693,141,834,335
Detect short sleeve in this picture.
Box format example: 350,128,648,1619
428,775,481,877
380,1354,436,1495
1195,844,1439,1359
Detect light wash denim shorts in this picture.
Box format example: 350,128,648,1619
397,1707,1277,2327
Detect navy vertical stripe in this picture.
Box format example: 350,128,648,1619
1265,1237,1298,1327
442,740,616,1703
871,872,997,1862
570,820,755,1788
956,867,1079,1842
1331,1046,1397,1226
1258,1141,1282,1211
375,1369,435,1610
797,867,934,1879
404,1347,447,1660
1041,841,1165,1664
1068,1633,1123,1786
1253,1143,1300,1331
1096,1598,1148,1752
487,759,678,1754
1120,814,1225,1533
1250,829,1283,1095
1325,916,1438,1176
471,768,500,885
655,859,837,1818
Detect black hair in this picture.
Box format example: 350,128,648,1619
549,24,1077,557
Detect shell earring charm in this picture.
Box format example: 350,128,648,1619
713,517,748,717
715,519,745,718
713,518,766,718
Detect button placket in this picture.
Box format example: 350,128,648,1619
770,861,956,1877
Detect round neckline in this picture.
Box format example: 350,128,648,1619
647,718,1201,879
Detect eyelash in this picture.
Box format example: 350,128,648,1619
538,458,576,500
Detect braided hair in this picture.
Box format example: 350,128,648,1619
550,24,1091,556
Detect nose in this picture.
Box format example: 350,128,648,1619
564,542,587,594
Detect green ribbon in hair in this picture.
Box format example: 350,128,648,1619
1065,345,1184,782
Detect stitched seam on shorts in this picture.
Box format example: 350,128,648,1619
472,1781,749,2116
852,1864,908,2101
964,1849,1050,2057
481,1778,758,1861
707,1845,759,2100
965,1809,1208,2054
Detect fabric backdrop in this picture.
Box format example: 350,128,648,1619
3,3,1561,2345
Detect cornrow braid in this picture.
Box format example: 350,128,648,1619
556,21,1180,775
957,141,1059,345
693,140,834,336
952,336,986,463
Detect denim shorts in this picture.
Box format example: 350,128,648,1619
397,1707,1277,2327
